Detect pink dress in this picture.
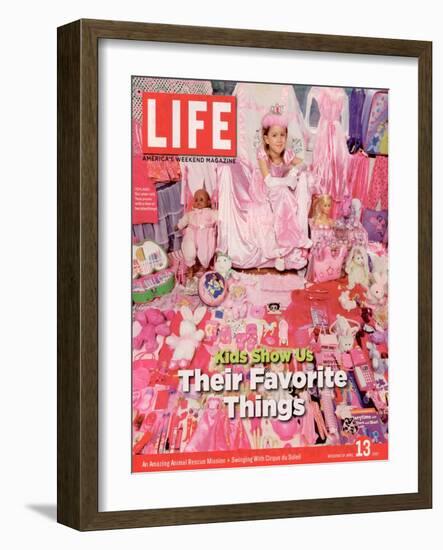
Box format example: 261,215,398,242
265,155,312,252
348,150,370,207
184,397,229,452
367,156,388,210
310,87,350,207
177,207,218,268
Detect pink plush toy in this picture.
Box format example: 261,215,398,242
133,308,175,352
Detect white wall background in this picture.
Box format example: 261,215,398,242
0,0,440,546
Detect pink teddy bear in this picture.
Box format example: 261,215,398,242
133,308,175,352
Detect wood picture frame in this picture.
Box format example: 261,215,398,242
57,18,432,530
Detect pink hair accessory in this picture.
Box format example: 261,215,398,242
262,103,289,129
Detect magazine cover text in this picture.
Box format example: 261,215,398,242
131,77,389,473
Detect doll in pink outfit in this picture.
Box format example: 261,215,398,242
257,107,312,271
176,189,218,277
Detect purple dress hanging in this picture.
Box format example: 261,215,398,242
347,88,366,154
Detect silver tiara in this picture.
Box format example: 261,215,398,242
270,103,285,115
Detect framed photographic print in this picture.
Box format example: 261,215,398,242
57,19,432,530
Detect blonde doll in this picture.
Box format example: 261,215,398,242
311,194,335,228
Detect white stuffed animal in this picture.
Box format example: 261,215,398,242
214,253,233,279
366,272,388,306
339,290,358,312
366,341,389,374
369,251,389,280
366,341,381,371
345,245,370,289
166,305,207,363
330,315,360,353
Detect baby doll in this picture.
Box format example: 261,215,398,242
345,245,370,289
257,105,312,270
311,194,335,227
176,189,218,277
224,284,248,321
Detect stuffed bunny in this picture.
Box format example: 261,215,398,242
337,334,354,352
366,272,388,306
330,314,360,353
166,305,207,368
345,245,369,289
369,251,388,280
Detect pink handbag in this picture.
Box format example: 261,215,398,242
310,245,347,283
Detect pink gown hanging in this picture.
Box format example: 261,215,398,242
309,87,350,208
348,150,370,207
367,156,389,210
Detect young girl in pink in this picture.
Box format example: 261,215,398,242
257,107,312,270
176,189,218,275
